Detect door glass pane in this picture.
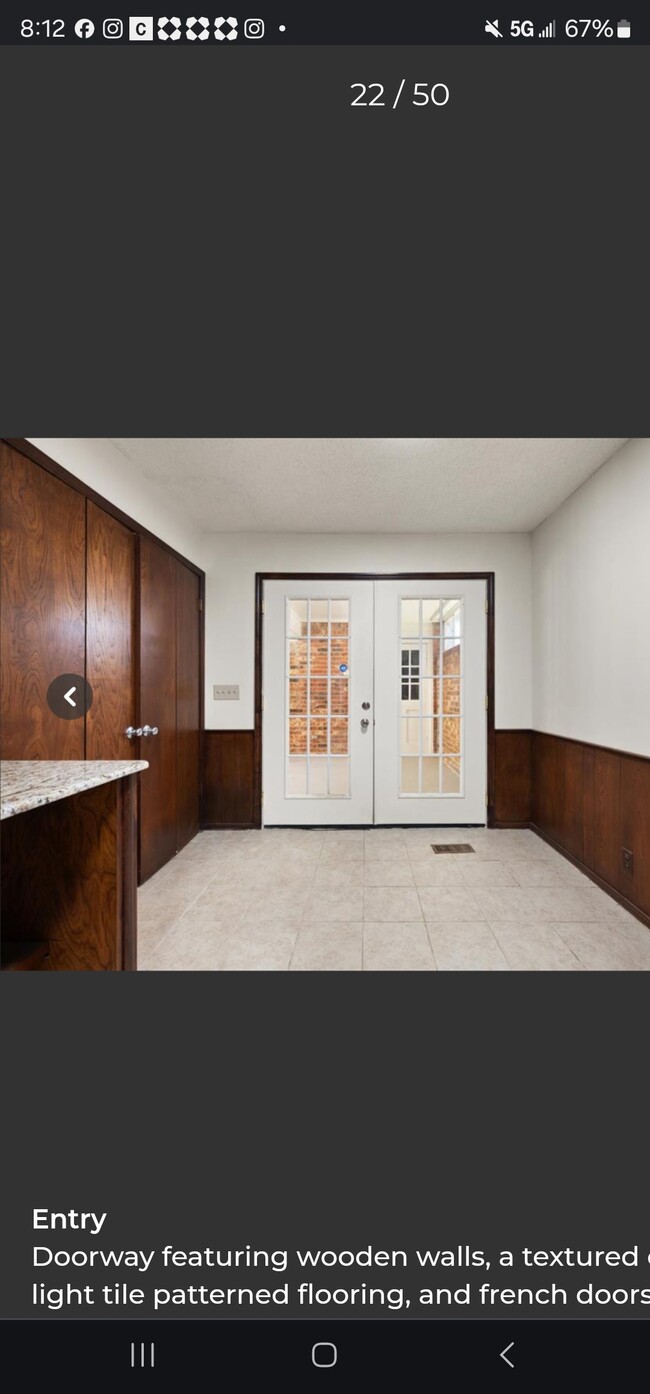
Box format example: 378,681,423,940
442,638,462,673
422,758,440,794
289,679,308,715
289,718,307,754
400,720,419,755
398,597,463,797
285,597,352,798
442,717,461,755
288,638,307,674
288,600,308,636
309,757,328,797
420,641,439,678
331,600,349,635
400,757,419,793
443,599,462,637
309,718,328,754
330,718,348,754
330,678,349,714
331,637,349,673
421,718,440,754
330,759,350,797
442,758,461,795
310,639,328,675
287,759,307,796
442,677,461,713
400,599,420,637
310,598,329,625
310,678,328,714
422,600,441,636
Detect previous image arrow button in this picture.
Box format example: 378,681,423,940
500,1341,515,1368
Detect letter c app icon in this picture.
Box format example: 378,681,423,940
129,17,155,41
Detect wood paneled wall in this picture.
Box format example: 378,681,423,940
493,730,532,826
531,732,650,925
202,731,255,828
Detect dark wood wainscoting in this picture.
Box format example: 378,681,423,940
493,730,532,826
202,731,255,829
531,732,650,928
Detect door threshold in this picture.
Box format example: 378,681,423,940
262,823,487,831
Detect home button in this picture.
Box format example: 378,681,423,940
312,1341,337,1368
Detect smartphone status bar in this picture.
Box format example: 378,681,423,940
2,10,649,45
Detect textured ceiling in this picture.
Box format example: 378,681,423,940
109,438,627,533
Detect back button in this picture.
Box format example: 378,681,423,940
46,673,93,720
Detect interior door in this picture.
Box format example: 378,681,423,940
139,536,177,881
374,579,487,824
86,501,137,759
263,580,374,825
175,560,201,852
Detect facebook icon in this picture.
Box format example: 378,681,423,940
129,17,154,41
74,18,95,37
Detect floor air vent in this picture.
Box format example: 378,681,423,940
432,843,475,854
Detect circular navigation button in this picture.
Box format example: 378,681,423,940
46,673,93,720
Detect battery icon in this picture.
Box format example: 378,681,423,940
617,19,631,38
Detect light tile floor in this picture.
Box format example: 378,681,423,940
137,826,650,972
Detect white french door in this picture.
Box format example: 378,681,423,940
374,579,487,823
262,578,487,826
263,581,375,825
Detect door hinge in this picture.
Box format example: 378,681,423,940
262,694,265,711
485,694,489,709
261,790,264,805
485,598,489,614
198,597,203,611
485,791,489,806
261,600,265,614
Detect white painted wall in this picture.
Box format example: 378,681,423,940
202,533,533,730
532,437,650,756
28,438,207,568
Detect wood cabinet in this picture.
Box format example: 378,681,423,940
1,765,141,971
1,440,203,888
0,443,85,759
139,536,178,880
86,501,137,760
138,541,202,879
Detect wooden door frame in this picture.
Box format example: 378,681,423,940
3,437,206,831
254,572,496,829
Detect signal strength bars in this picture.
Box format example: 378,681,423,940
538,20,556,38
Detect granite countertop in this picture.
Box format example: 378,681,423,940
0,760,149,820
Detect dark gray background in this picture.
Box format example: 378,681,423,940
1,45,648,435
3,976,649,1318
1,41,649,1322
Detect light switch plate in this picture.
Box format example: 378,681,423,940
213,684,240,701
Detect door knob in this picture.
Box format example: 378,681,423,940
125,726,143,739
362,701,371,710
141,725,159,737
360,718,370,730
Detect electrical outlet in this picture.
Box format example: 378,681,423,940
213,684,239,701
622,848,634,875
